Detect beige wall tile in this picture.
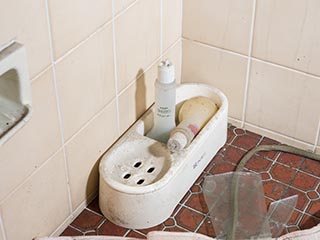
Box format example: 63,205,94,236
253,0,320,76
56,24,115,140
0,0,51,78
163,0,182,51
48,0,112,59
116,0,161,91
1,150,69,240
164,41,182,84
119,64,157,134
182,40,247,120
183,0,253,55
118,41,182,134
0,68,61,202
66,101,118,209
115,0,136,14
246,60,320,144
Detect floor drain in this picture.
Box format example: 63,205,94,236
137,179,144,185
123,173,131,179
133,162,142,168
147,167,155,173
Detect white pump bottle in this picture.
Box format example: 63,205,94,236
147,59,176,143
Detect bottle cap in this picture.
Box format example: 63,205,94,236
158,59,175,84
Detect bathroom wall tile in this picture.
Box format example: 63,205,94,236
183,0,253,55
0,68,61,202
162,0,182,51
246,60,320,144
115,0,161,91
114,0,136,15
48,0,112,59
118,64,157,134
66,101,118,209
0,0,51,78
182,40,248,120
253,0,320,77
164,41,182,83
56,24,115,140
1,150,70,240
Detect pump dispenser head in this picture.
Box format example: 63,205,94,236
158,59,175,84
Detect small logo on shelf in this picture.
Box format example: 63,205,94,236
193,152,206,169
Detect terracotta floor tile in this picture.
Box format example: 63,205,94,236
287,226,300,233
257,137,281,160
138,223,164,235
299,214,320,230
307,191,319,200
278,152,304,169
306,200,320,218
164,226,187,232
175,207,205,232
282,187,309,211
226,126,236,144
196,217,215,238
244,155,272,172
85,231,97,236
60,226,83,236
71,209,103,232
231,134,261,151
292,171,318,191
287,210,302,225
87,197,102,215
185,193,208,213
209,162,236,174
126,230,146,238
300,158,320,176
270,164,296,184
263,180,288,200
97,220,128,236
222,145,246,165
163,217,175,227
60,124,320,238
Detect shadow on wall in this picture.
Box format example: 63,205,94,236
135,69,147,120
84,69,148,202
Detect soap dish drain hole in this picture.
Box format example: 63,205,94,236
133,162,142,168
123,173,131,179
137,179,145,185
147,167,155,173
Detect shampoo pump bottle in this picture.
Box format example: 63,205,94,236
147,59,176,143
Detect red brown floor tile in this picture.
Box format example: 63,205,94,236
175,207,205,232
61,124,320,238
70,209,103,232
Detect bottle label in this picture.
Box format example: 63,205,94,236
157,106,172,118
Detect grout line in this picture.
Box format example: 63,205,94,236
182,36,247,59
30,65,53,84
182,37,320,82
0,213,7,240
313,118,320,152
44,0,73,214
244,122,315,150
241,0,257,128
113,0,139,21
112,0,121,136
160,0,163,60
